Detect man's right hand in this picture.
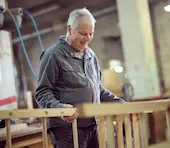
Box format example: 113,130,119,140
61,104,78,123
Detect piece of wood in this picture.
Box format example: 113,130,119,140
42,117,48,148
105,116,115,148
132,113,140,148
12,136,42,148
6,119,11,148
98,116,106,148
165,109,170,143
76,100,170,117
124,114,132,148
72,119,79,148
148,141,169,148
116,115,124,148
0,108,76,119
139,113,149,148
0,124,42,141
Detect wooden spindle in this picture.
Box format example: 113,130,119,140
116,115,124,148
6,119,12,148
132,113,140,148
139,113,149,148
42,117,48,148
166,109,170,143
124,114,132,148
98,116,106,148
72,119,79,148
105,116,115,148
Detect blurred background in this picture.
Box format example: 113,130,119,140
4,0,170,106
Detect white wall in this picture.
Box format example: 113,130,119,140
153,1,170,90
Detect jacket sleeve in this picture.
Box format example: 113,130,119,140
35,53,66,108
99,70,125,103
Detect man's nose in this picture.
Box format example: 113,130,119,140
85,35,90,42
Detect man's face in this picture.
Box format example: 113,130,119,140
68,20,94,52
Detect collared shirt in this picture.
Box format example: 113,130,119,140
35,36,123,128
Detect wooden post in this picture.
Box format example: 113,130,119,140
105,116,115,148
116,115,124,148
132,113,140,148
72,119,79,148
98,116,106,148
6,119,12,148
165,109,170,143
42,117,48,148
139,113,149,148
124,114,132,148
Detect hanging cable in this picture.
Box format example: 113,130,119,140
23,10,45,52
5,9,38,81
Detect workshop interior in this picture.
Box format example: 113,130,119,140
1,0,170,148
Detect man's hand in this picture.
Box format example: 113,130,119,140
61,104,78,123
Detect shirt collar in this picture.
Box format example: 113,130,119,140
59,36,94,60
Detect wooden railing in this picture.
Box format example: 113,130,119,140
0,100,170,148
76,100,170,148
0,108,78,148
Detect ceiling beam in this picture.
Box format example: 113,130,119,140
13,6,117,44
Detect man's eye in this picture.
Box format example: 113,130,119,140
80,33,86,35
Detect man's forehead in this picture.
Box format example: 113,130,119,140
76,21,95,29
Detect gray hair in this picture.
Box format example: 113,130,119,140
67,8,96,30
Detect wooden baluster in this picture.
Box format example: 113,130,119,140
6,119,12,148
132,113,140,148
165,109,170,143
124,114,132,148
139,113,149,148
72,119,79,148
98,116,106,148
116,115,124,148
42,117,48,148
105,116,115,148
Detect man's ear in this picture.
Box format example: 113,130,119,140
67,25,72,35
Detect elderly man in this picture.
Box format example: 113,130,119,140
36,8,124,148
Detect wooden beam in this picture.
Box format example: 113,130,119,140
148,141,170,148
76,100,170,117
0,108,76,119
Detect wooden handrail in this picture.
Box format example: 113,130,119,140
76,100,170,117
0,108,78,148
0,108,76,119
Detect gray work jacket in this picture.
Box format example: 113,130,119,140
35,36,124,128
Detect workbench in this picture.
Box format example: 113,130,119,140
0,123,53,148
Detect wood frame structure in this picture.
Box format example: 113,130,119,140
0,100,170,148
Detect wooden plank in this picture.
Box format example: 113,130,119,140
98,116,106,148
148,141,170,148
42,117,48,148
139,113,149,148
105,116,115,148
124,115,132,148
0,124,42,141
12,136,42,148
165,109,170,142
116,115,124,148
72,119,79,148
6,119,12,148
132,113,140,148
0,108,76,119
76,100,170,117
